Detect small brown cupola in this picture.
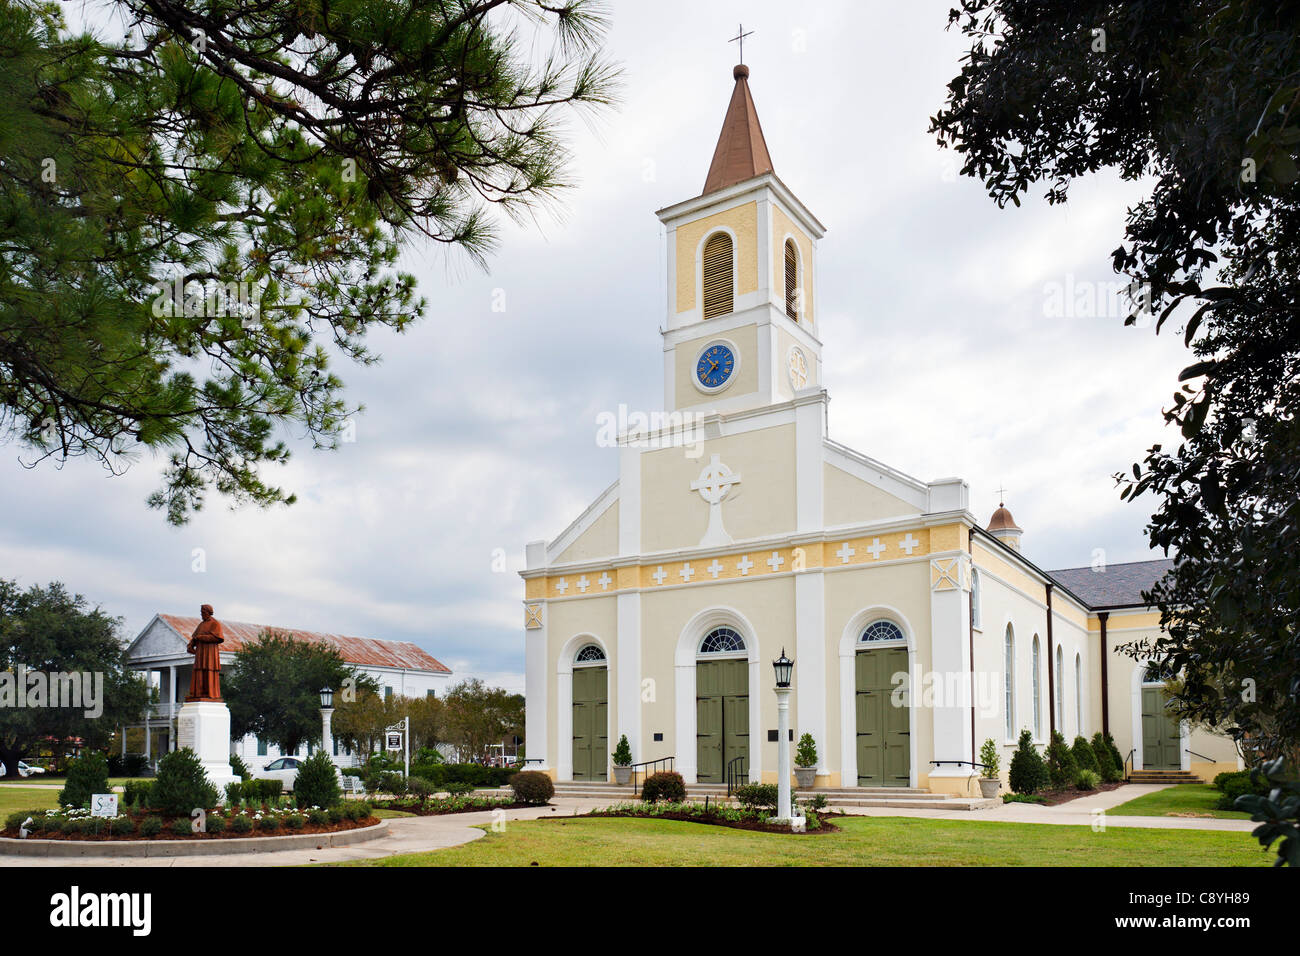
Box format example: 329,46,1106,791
988,501,1023,551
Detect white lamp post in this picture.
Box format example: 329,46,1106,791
773,649,794,823
319,687,334,757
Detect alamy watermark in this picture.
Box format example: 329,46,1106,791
0,666,104,718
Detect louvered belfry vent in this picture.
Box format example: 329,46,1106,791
702,232,734,318
784,239,799,319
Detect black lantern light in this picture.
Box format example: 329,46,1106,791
319,686,334,709
773,649,794,688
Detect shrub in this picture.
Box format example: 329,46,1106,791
205,814,226,834
138,816,164,837
124,780,156,808
170,818,193,837
229,753,251,780
406,776,434,803
612,735,633,767
1216,771,1270,810
5,810,32,831
1046,731,1077,790
511,770,555,805
445,781,474,796
224,781,243,806
109,816,136,836
151,749,218,815
1103,733,1125,778
377,772,408,796
58,752,110,809
328,806,347,825
1075,768,1100,791
795,733,818,769
734,783,779,810
348,800,372,821
1009,729,1049,794
294,751,342,809
107,752,149,776
229,814,253,834
979,738,1001,779
63,817,92,836
284,813,305,830
308,808,329,826
640,771,686,803
1091,733,1122,783
1071,736,1100,774
257,815,280,832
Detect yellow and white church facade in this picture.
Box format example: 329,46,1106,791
520,64,1240,793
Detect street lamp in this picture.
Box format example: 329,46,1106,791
319,687,334,756
773,649,794,823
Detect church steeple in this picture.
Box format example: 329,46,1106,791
702,65,774,195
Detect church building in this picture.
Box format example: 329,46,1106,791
520,64,1240,793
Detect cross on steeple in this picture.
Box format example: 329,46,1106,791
729,23,754,64
996,483,1008,507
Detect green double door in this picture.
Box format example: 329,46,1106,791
572,666,608,781
856,647,910,787
696,659,749,783
1141,685,1181,770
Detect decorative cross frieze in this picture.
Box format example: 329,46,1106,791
576,575,590,593
835,542,856,563
679,562,695,582
866,537,886,560
767,551,785,572
597,572,612,591
652,566,668,585
736,555,754,575
900,533,921,555
554,577,569,595
706,559,724,578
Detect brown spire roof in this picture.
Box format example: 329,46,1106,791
988,504,1021,533
702,64,774,195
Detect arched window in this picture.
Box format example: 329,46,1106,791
702,233,734,319
1003,625,1015,740
699,626,746,655
860,619,906,644
1074,652,1083,733
1032,634,1042,739
1055,645,1064,730
574,643,606,666
783,238,799,319
970,569,982,630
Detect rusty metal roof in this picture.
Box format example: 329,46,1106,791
702,64,774,195
158,614,451,673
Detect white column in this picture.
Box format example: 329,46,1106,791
776,685,792,821
929,557,974,787
524,541,550,771
616,591,642,763
320,708,334,754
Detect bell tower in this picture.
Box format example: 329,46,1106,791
655,64,825,415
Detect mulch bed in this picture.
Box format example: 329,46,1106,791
1009,782,1125,807
376,800,537,816
570,809,842,835
1,816,380,842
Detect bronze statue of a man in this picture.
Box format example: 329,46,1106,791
186,604,225,702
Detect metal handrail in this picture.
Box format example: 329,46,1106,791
930,760,988,770
628,756,675,795
1185,748,1213,762
1124,748,1136,780
726,755,747,796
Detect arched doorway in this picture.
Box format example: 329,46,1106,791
695,627,749,783
855,619,910,787
571,643,608,781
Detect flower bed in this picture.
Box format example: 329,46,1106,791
577,801,840,834
2,801,378,842
1003,781,1125,807
373,793,537,816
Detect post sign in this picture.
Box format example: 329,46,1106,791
91,794,118,818
386,731,403,751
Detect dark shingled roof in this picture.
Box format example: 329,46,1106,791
1047,558,1174,610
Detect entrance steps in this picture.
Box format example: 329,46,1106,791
496,780,995,811
1127,769,1202,785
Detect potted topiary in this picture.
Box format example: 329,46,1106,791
978,738,1001,798
794,733,818,789
611,735,633,785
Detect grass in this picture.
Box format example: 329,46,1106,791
1110,784,1251,820
0,777,150,789
337,814,1268,867
372,808,417,819
0,786,59,815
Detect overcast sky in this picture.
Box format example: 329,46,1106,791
1,2,1191,693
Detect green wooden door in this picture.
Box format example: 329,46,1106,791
696,658,748,783
1141,686,1180,770
856,648,910,787
572,666,608,781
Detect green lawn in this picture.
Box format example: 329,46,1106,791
0,787,59,815
337,814,1268,867
1110,784,1250,820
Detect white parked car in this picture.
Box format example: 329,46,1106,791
0,761,46,777
258,757,305,792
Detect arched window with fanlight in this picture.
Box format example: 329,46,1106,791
1004,625,1015,740
783,238,800,319
1032,634,1042,739
860,619,906,645
574,643,606,666
1075,652,1083,733
699,626,746,656
702,232,734,318
1055,644,1065,730
970,569,982,630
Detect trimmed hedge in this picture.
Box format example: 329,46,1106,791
1214,770,1270,810
152,749,218,814
733,783,778,810
59,752,110,809
640,771,687,803
1070,736,1100,774
293,751,342,809
1009,729,1049,794
1046,731,1077,790
1091,732,1122,783
405,763,518,790
510,771,554,805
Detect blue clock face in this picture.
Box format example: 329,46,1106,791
696,343,735,389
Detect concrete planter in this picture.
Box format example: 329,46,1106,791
0,820,388,858
978,777,1000,799
794,767,817,789
612,766,632,786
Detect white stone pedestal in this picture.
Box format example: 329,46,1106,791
176,700,240,794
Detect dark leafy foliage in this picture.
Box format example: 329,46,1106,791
509,770,553,805
58,751,109,809
293,750,341,809
1236,758,1300,866
1009,729,1049,795
640,771,686,803
151,748,218,815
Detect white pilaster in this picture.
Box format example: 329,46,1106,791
929,562,975,785
616,592,642,763
794,570,827,775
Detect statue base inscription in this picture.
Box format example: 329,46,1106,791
176,700,240,794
